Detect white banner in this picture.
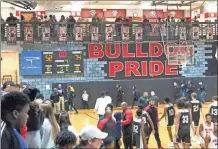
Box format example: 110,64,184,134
75,26,83,41
135,26,143,41
91,26,99,41
192,27,199,40
105,26,113,42
122,26,129,41
42,27,50,42
206,25,213,40
179,27,186,40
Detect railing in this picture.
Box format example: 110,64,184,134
1,22,218,43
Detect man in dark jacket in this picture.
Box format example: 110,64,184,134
116,84,124,107
144,98,164,149
67,86,78,114
121,102,133,149
138,92,149,109
131,85,140,109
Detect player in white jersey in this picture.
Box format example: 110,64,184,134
199,114,214,148
205,124,217,149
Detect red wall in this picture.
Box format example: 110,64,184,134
163,10,184,18
104,9,126,18
81,9,103,18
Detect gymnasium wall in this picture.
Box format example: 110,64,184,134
19,41,218,108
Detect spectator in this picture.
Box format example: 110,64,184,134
6,13,18,26
1,92,30,149
57,84,65,112
131,85,140,109
67,85,79,114
104,91,112,104
113,112,122,149
23,87,44,149
67,15,76,36
50,88,61,114
150,91,159,107
116,84,124,107
138,92,149,109
59,112,78,137
78,125,108,149
55,130,77,149
82,90,89,110
94,92,108,120
29,13,39,22
103,136,115,149
121,102,133,149
41,104,60,148
20,15,26,22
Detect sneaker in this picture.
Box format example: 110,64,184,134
167,142,174,147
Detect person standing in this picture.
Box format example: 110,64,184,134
150,91,159,107
144,98,164,149
131,85,140,109
121,102,133,149
138,92,149,109
113,112,122,149
94,92,108,120
209,96,218,124
187,80,195,100
116,84,124,107
198,82,207,103
1,92,30,149
204,124,217,149
82,90,89,110
50,88,61,114
57,84,65,112
105,92,112,104
67,85,78,114
173,82,181,101
159,97,175,147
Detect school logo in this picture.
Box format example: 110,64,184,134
170,11,176,17
150,11,156,17
112,10,118,17
90,10,96,17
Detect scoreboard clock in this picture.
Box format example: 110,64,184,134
42,50,83,74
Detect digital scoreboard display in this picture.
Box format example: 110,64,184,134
42,51,83,74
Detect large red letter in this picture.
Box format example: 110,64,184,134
122,43,135,58
125,61,141,77
150,61,164,76
165,61,178,75
109,62,123,77
88,44,104,59
149,43,163,57
136,43,148,57
141,61,148,76
164,43,178,57
105,43,120,58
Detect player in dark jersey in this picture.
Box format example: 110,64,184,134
190,92,204,141
159,97,175,147
209,96,218,124
174,97,195,149
133,109,154,149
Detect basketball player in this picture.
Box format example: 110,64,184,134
205,124,217,149
133,109,154,149
174,98,195,149
199,114,214,149
209,96,218,124
159,97,175,147
190,92,204,141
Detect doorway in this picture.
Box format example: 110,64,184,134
21,12,35,21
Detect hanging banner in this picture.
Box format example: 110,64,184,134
192,27,199,40
179,27,186,40
135,26,143,41
206,25,213,40
58,26,67,43
161,25,166,36
122,26,129,41
7,26,17,45
42,26,50,43
24,26,34,43
91,26,99,42
75,26,83,41
105,26,113,42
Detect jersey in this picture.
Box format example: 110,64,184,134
191,100,202,122
133,119,141,135
202,122,214,137
165,103,175,126
209,132,217,148
209,102,218,123
132,118,143,148
178,109,190,130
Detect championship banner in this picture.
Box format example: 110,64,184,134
24,26,34,43
7,26,17,45
91,26,99,42
75,26,83,41
42,27,50,43
206,25,213,40
105,26,113,42
58,26,67,43
192,27,199,40
179,27,186,40
122,26,129,41
161,25,166,36
135,26,143,41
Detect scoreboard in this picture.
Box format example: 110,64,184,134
42,50,83,74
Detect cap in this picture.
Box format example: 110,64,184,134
79,126,108,140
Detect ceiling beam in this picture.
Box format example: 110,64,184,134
2,1,28,10
152,1,197,6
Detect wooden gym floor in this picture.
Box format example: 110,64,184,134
69,102,212,148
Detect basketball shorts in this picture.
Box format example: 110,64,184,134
193,120,200,127
176,129,190,144
166,119,174,127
